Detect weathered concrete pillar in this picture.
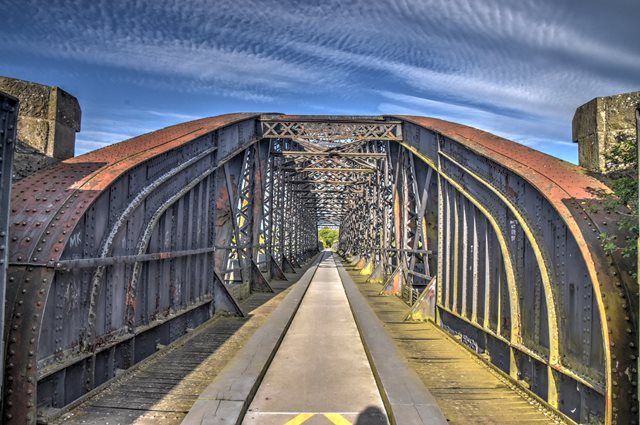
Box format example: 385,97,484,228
573,91,640,173
0,76,80,160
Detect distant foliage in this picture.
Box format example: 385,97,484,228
598,134,638,278
318,228,339,249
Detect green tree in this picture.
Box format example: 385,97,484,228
318,228,339,249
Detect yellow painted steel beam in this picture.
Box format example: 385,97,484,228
398,141,522,351
439,150,560,365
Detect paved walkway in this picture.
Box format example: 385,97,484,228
243,255,389,425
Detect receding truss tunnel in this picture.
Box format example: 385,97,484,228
0,109,637,424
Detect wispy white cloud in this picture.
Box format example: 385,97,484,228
77,130,134,142
13,40,335,101
144,110,203,121
75,132,128,155
1,0,638,160
376,91,579,160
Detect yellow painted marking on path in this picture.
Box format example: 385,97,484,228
283,413,314,425
282,413,353,425
324,413,353,425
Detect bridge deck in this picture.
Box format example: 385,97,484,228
243,255,388,425
50,255,567,425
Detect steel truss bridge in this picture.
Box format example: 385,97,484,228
0,97,637,424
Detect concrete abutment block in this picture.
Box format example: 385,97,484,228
0,76,81,179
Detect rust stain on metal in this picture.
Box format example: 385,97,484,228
396,116,611,198
8,113,259,266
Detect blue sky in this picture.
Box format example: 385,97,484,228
1,0,639,162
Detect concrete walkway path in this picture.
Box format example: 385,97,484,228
243,255,389,425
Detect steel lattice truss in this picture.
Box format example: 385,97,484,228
0,114,636,425
260,115,402,148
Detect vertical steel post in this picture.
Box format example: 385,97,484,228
383,142,392,273
278,145,286,265
0,92,17,413
264,140,275,278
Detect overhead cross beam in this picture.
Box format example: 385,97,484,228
259,116,402,147
278,151,387,158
